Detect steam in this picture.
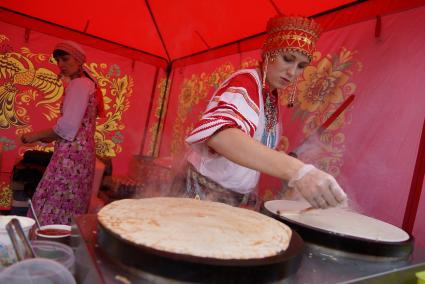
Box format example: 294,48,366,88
127,130,364,213
287,131,364,213
130,147,191,199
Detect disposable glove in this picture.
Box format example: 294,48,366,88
288,164,347,209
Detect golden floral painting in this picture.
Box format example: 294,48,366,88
0,35,134,158
157,48,361,182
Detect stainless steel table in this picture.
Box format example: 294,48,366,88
71,214,425,284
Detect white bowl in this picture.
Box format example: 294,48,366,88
35,224,71,239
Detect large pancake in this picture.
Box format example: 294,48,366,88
98,197,292,259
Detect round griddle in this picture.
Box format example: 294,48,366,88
97,221,304,283
261,200,413,259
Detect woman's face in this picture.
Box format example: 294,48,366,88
55,54,81,79
266,51,310,90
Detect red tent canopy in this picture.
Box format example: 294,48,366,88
2,0,425,67
1,0,425,246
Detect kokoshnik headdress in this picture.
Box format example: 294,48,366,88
263,15,322,62
262,16,322,107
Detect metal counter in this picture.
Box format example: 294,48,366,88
71,214,425,284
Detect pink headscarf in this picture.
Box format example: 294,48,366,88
53,40,86,64
53,40,105,117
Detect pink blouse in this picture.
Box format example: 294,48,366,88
53,77,95,141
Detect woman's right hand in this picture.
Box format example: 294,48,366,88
39,137,55,143
288,164,347,209
20,134,29,144
20,133,37,144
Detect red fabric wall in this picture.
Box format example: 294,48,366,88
157,7,425,246
0,21,158,198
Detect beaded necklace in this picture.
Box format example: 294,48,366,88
265,90,278,132
261,85,279,148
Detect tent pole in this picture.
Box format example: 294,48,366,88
312,0,368,18
140,66,160,156
268,0,283,15
145,0,171,62
402,118,425,234
152,62,173,157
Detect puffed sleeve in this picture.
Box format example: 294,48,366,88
53,77,95,141
185,73,260,144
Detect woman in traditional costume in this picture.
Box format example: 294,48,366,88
22,41,103,225
184,16,347,209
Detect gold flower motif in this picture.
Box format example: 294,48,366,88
0,46,63,130
169,63,235,155
276,136,289,152
240,58,260,69
86,62,133,157
298,56,352,113
280,48,360,180
95,133,117,157
0,35,9,43
0,182,12,209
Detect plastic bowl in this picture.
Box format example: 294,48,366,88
0,258,76,284
31,240,75,273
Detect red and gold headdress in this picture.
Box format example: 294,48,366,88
263,15,322,61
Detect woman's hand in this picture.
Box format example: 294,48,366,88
288,164,347,209
21,129,59,144
206,128,346,209
40,137,56,143
20,133,39,144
